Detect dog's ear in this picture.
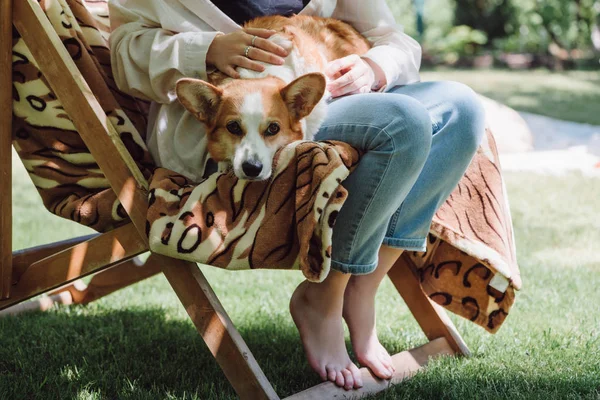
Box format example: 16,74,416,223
176,78,223,124
280,73,326,121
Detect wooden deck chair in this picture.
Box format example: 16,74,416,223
1,0,520,398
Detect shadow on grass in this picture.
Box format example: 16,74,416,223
2,306,597,400
0,307,321,400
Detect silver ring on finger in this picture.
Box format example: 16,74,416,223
244,45,252,58
251,35,258,46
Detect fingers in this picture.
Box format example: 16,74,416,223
243,28,289,58
222,65,240,79
244,27,277,39
329,75,371,98
233,55,266,73
210,28,290,77
247,46,285,65
328,65,364,91
251,36,289,57
345,86,372,96
326,55,374,98
327,57,376,98
325,54,360,79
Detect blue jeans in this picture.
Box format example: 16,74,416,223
314,81,486,274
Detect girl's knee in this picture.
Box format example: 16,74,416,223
436,81,486,153
370,96,432,159
318,93,433,164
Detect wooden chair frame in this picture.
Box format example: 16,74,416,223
0,0,469,397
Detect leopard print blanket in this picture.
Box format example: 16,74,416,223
11,0,520,333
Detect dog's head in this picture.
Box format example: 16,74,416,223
176,73,326,181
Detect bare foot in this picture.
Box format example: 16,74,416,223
343,278,395,380
290,279,363,390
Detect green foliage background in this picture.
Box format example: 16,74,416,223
386,0,600,60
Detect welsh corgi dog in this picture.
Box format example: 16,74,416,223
176,15,371,181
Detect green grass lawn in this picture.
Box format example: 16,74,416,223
3,146,600,398
421,68,600,126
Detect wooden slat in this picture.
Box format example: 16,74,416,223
12,234,98,283
0,291,73,316
12,0,149,239
388,256,471,356
160,257,279,400
0,0,13,299
0,223,147,310
53,254,160,304
285,337,454,400
0,254,160,316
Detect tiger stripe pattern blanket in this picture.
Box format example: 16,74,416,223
11,0,520,333
147,140,361,283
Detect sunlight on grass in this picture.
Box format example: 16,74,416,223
421,69,600,125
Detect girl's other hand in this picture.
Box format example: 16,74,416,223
325,55,385,98
206,28,289,78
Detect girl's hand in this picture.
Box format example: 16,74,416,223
206,28,289,78
325,55,385,98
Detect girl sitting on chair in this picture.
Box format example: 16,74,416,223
109,0,485,390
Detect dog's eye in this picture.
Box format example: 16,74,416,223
226,121,243,136
265,122,280,136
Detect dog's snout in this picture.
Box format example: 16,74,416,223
242,160,263,178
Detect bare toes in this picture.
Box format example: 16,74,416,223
317,366,328,382
335,371,345,387
342,369,353,390
361,356,392,380
349,363,363,388
326,366,337,383
380,353,395,371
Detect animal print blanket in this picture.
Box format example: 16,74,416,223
11,0,520,333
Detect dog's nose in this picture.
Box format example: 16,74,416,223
242,160,263,178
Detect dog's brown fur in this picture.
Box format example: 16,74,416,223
246,15,371,61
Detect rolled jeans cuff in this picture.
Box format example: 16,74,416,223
330,259,378,275
382,236,427,252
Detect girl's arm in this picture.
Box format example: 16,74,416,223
109,0,221,103
331,0,422,91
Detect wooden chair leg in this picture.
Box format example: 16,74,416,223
1,0,13,300
387,254,470,356
160,257,279,400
